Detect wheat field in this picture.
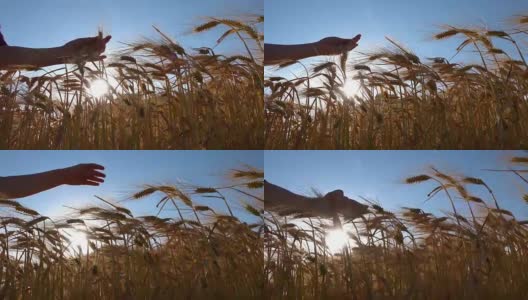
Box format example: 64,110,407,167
264,155,528,299
0,166,264,299
0,15,263,150
265,14,528,149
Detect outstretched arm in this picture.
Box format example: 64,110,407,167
0,46,70,68
264,43,320,65
264,180,336,218
0,164,106,199
264,180,315,213
264,180,368,221
0,35,111,69
264,34,361,66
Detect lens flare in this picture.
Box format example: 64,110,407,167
326,228,349,254
342,79,358,97
89,79,109,98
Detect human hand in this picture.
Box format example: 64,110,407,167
62,34,112,62
315,34,361,56
323,189,368,220
0,30,7,46
60,163,106,186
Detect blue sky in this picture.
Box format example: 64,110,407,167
265,0,528,78
265,151,528,219
1,0,262,55
0,151,263,222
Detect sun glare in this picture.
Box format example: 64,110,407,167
342,79,359,97
63,229,88,254
326,228,349,254
89,79,109,98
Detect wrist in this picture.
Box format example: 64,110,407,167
54,46,70,60
306,42,320,57
291,42,320,61
52,168,69,185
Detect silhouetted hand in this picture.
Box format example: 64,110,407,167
315,34,361,55
0,30,7,46
60,164,106,186
323,188,368,220
62,35,112,61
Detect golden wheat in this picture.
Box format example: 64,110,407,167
264,156,528,299
266,14,528,149
0,166,264,299
0,15,263,150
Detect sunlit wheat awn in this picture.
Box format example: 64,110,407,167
265,15,528,150
89,78,109,98
0,14,263,150
0,162,264,298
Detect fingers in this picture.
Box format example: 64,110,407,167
87,176,104,183
83,181,101,186
82,175,104,186
71,35,111,58
90,170,106,178
86,167,105,183
78,163,106,186
85,163,105,171
102,35,112,44
344,40,359,52
338,35,361,52
96,35,111,51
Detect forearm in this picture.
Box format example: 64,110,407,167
0,46,67,69
264,43,319,65
0,169,66,199
265,180,315,211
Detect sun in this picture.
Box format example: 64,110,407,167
325,228,349,254
342,79,359,97
89,79,109,98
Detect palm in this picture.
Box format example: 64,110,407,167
63,164,106,186
63,35,111,61
323,189,368,220
317,34,361,55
